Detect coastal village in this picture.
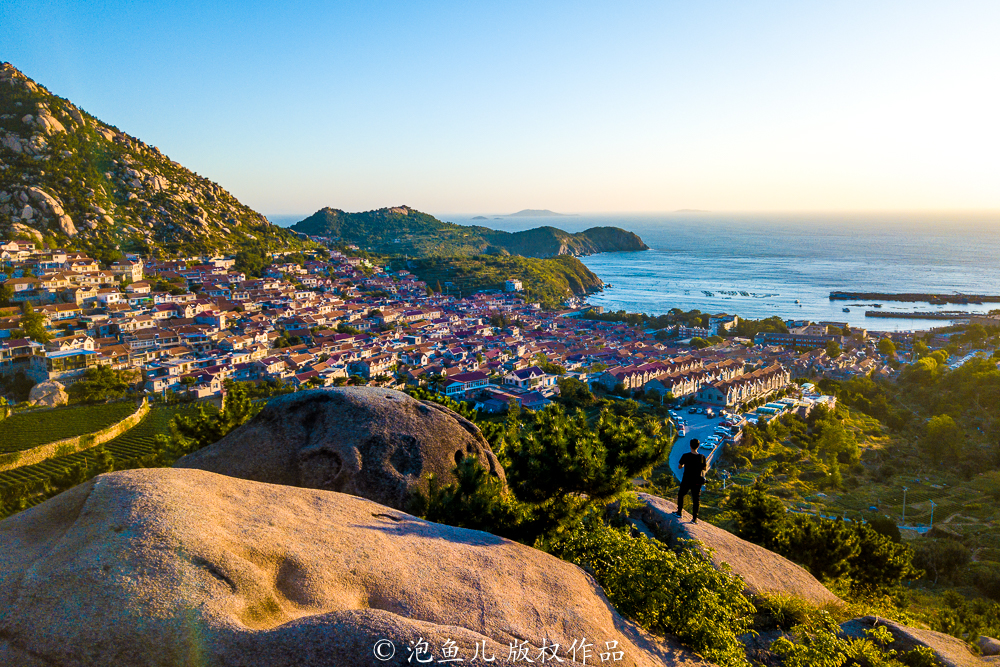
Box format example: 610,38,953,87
3,21,1000,661
1,238,929,421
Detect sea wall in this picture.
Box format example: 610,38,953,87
0,399,149,473
831,291,1000,304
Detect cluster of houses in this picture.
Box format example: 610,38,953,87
2,237,906,410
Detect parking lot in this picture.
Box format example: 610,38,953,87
667,407,738,481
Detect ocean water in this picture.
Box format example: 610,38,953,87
442,211,1000,332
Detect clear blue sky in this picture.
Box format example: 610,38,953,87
3,1,998,216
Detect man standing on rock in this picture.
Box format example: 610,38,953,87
675,439,707,524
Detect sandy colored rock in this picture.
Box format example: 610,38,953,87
175,387,505,512
27,380,68,407
26,185,65,216
58,213,77,236
0,468,714,667
35,110,66,134
636,492,841,607
841,616,986,667
10,222,43,243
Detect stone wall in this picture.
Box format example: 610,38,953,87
0,399,149,473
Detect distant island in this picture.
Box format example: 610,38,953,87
471,215,489,220
505,209,579,217
290,206,648,259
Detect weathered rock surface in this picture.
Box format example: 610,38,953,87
175,387,506,512
841,616,987,667
10,222,42,242
0,468,713,666
979,636,1000,656
27,380,67,407
635,493,841,607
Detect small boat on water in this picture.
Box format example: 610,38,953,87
843,307,850,312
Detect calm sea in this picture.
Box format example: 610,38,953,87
445,212,1000,332
271,211,1000,332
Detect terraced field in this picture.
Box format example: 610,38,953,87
0,403,217,495
0,401,140,453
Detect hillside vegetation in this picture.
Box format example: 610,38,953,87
403,254,603,309
0,63,308,257
292,205,648,258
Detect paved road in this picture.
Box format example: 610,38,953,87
667,409,732,481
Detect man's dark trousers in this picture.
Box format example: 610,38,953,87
677,480,701,521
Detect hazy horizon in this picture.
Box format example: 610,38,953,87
267,209,1000,230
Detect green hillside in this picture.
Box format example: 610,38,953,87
404,254,603,309
291,206,648,258
0,62,308,257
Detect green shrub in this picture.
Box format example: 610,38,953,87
724,482,919,591
753,593,819,631
547,518,753,667
772,616,944,667
913,539,970,585
926,591,1000,647
968,561,1000,601
865,513,902,543
424,404,670,544
67,365,133,403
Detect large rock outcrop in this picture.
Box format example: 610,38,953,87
841,617,987,667
635,493,841,607
175,388,506,512
0,468,712,667
27,380,67,407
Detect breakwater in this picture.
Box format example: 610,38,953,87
864,311,973,320
831,292,1000,304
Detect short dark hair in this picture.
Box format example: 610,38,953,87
690,439,699,450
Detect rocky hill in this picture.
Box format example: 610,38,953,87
291,206,649,258
0,63,304,257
